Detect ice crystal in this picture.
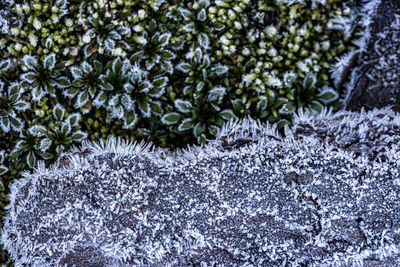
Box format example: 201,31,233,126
2,108,400,266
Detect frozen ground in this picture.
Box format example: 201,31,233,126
2,108,400,266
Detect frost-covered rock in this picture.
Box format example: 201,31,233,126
345,0,400,111
2,108,400,266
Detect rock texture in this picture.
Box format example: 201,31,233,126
345,0,400,111
2,108,400,266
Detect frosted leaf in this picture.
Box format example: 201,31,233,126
208,86,226,103
197,8,207,22
43,53,56,71
176,62,191,73
211,64,229,76
138,101,151,117
71,130,87,141
182,22,195,32
52,104,65,121
22,55,38,70
161,112,181,125
104,38,116,51
108,30,122,40
75,91,89,109
26,151,36,168
178,118,194,131
0,117,10,133
28,125,47,137
39,138,52,153
81,61,93,73
0,59,11,71
69,66,83,80
179,8,192,20
174,99,192,113
317,86,339,104
158,33,171,47
124,111,137,129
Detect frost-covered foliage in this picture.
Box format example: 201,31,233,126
2,108,400,266
0,0,367,147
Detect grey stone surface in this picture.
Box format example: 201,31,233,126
2,109,400,266
345,0,400,111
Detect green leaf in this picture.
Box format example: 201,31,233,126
182,22,196,32
64,87,78,98
26,151,36,168
10,117,23,131
317,86,339,104
150,101,163,116
196,81,205,92
29,125,47,137
94,91,108,107
273,97,288,108
139,101,151,117
161,61,173,74
208,86,226,102
197,8,207,22
40,152,54,160
56,76,70,88
193,122,205,137
176,62,191,73
99,82,113,91
1,117,11,132
161,50,175,60
208,124,220,136
161,112,181,125
43,53,56,70
153,76,168,88
198,33,210,49
72,79,84,87
256,96,268,111
0,59,10,71
61,121,71,135
68,113,81,126
219,109,235,120
76,91,89,108
279,101,295,115
130,50,145,63
178,118,194,131
174,99,192,113
71,130,87,141
309,100,323,113
179,8,192,20
148,86,165,98
93,60,103,73
125,111,137,128
0,165,7,176
22,72,36,84
303,72,316,89
112,58,122,73
158,33,171,47
214,21,225,31
212,64,229,76
53,104,65,120
185,76,195,84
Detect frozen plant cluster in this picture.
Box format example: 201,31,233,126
0,0,367,151
2,108,400,266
